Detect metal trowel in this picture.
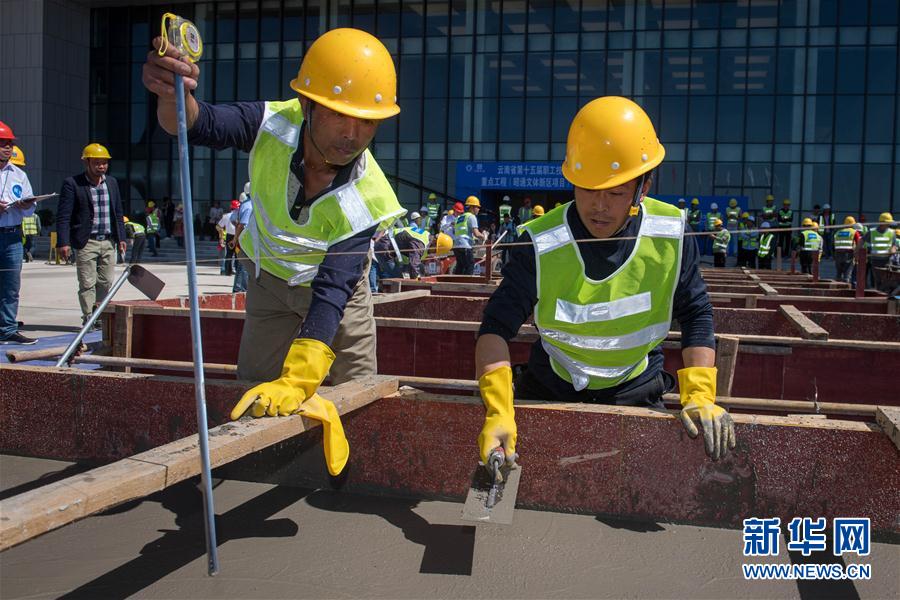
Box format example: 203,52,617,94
461,447,521,524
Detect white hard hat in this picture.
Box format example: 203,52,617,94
710,202,718,210
502,195,510,202
420,206,428,213
410,211,421,220
761,221,771,229
239,192,248,202
823,204,830,209
243,181,251,195
747,216,755,222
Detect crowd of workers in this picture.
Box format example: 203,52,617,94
2,25,898,477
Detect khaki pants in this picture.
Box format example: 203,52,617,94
76,238,116,321
237,258,377,384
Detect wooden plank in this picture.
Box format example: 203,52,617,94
778,304,830,340
0,375,399,551
371,289,431,304
112,304,134,371
715,335,740,396
747,273,760,281
758,282,778,296
875,406,900,450
744,295,758,308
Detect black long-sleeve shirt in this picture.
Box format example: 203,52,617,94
187,100,376,345
479,202,715,400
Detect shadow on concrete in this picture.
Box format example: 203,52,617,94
58,478,308,600
0,462,93,501
305,490,476,576
781,523,860,600
594,515,666,533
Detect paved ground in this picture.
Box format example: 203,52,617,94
2,455,897,600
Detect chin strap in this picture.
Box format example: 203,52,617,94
305,102,337,167
628,172,648,218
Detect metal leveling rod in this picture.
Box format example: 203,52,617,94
163,11,219,576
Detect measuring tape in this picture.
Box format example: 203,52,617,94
159,12,203,63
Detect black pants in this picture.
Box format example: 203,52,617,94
834,252,854,283
223,234,236,275
714,252,726,267
799,250,815,274
758,256,772,270
744,250,757,269
129,235,146,264
453,248,474,275
870,257,890,291
514,366,674,407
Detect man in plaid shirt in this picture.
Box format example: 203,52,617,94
56,143,127,325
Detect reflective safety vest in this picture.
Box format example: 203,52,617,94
517,206,532,223
400,225,431,263
726,207,740,226
761,205,776,222
713,229,731,253
706,211,721,230
426,202,440,227
145,212,160,233
742,225,759,251
688,209,702,228
867,229,896,255
454,212,476,240
802,230,822,252
21,215,38,236
833,227,855,252
241,99,405,286
778,209,793,226
499,203,512,219
525,198,684,391
758,233,775,258
126,221,146,237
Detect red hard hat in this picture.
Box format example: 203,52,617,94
453,202,464,212
0,120,16,141
231,199,240,210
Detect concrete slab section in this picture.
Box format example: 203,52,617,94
1,473,897,599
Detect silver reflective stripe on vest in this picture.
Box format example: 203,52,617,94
641,214,683,238
261,112,300,148
555,291,651,324
533,224,571,254
542,340,644,392
253,196,330,251
540,321,669,352
336,183,376,232
248,219,320,286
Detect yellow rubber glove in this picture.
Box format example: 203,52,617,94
477,365,517,464
230,338,349,476
677,367,736,461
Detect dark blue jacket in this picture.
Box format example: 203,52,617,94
56,173,126,250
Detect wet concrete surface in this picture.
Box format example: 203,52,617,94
1,455,897,599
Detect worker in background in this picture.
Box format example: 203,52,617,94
11,145,40,263
453,195,485,275
833,216,860,283
217,199,240,276
808,204,822,230
741,214,758,269
498,195,512,224
56,143,127,327
440,203,460,237
677,198,687,216
711,218,730,268
867,213,897,291
425,192,441,232
145,200,161,257
144,28,406,477
794,217,822,275
736,211,751,267
0,121,39,345
777,198,793,257
230,185,253,293
757,222,775,270
474,97,732,467
687,198,702,236
819,204,835,258
517,196,532,225
409,210,425,229
726,198,741,257
760,194,776,225
123,216,147,264
499,212,517,264
521,204,544,226
705,202,721,256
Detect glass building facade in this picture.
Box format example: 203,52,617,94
89,0,900,220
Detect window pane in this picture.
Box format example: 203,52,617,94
836,48,865,94
745,96,774,143
499,53,524,97
689,96,716,143
867,47,897,93
661,96,688,143
806,48,835,94
552,52,579,97
717,96,745,143
776,47,806,94
865,96,895,144
526,52,552,96
423,99,447,142
804,96,834,143
775,95,804,143
498,98,523,142
424,55,449,98
833,96,863,143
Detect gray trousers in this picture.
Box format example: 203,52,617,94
237,258,377,384
76,238,116,321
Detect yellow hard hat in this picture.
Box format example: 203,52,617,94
532,205,545,216
844,216,856,225
434,232,453,256
879,212,894,223
728,198,737,207
811,222,819,229
123,216,130,223
10,145,25,167
741,211,750,218
82,143,111,160
561,96,664,190
290,28,400,120
147,201,156,208
428,192,436,200
691,198,699,206
465,195,480,207
765,194,774,201
713,218,723,227
783,198,791,205
802,217,814,227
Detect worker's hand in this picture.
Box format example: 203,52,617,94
228,240,236,250
59,245,71,261
477,365,517,464
143,37,200,100
230,339,348,475
118,241,127,256
677,367,736,461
